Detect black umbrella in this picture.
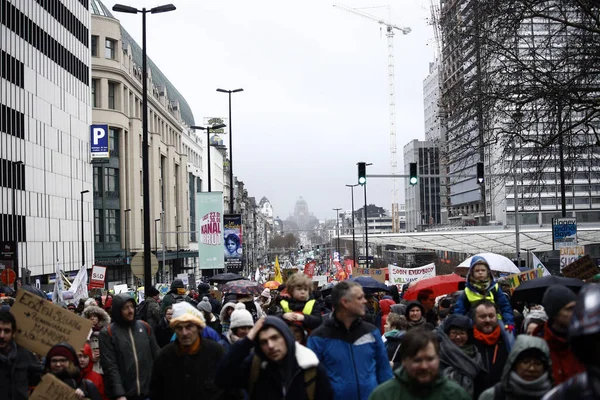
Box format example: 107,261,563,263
511,275,584,305
320,282,336,297
350,276,390,293
208,273,245,284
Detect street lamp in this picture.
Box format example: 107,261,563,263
12,161,23,290
217,88,244,213
333,208,342,258
346,184,358,267
190,124,226,192
512,110,523,268
124,209,131,264
112,2,176,290
358,162,372,266
80,190,89,267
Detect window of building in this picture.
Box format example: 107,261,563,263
108,82,116,109
91,35,99,56
105,209,120,243
91,79,99,107
109,128,119,155
94,209,103,243
93,166,102,196
105,38,116,59
104,168,119,195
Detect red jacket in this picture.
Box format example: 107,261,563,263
534,321,585,385
81,343,108,400
380,299,396,333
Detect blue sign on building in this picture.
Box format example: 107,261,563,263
90,124,109,159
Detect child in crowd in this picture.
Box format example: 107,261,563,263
280,273,322,331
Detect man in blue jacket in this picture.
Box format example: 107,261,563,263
308,281,392,400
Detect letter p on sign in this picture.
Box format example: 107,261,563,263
93,127,106,144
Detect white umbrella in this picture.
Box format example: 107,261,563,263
458,253,521,274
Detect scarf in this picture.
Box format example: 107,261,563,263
473,325,501,346
506,371,552,398
471,279,491,294
0,341,17,366
407,317,425,330
178,337,201,355
461,343,477,358
436,331,482,379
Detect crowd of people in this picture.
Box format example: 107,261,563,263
0,256,599,400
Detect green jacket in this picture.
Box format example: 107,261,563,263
368,366,470,400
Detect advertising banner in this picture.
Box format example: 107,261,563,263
90,125,109,159
352,267,387,283
559,246,585,270
553,218,577,249
388,263,436,286
197,192,225,270
224,214,243,273
506,268,544,294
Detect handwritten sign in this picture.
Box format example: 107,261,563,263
352,267,387,283
10,289,93,356
30,373,80,400
562,254,599,281
506,268,544,293
388,263,436,286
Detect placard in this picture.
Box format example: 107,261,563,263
506,268,544,293
560,246,585,270
352,267,387,283
90,265,107,289
30,373,79,400
10,289,93,356
561,254,599,281
388,263,436,286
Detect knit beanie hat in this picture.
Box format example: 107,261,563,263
84,298,97,308
542,285,578,320
197,296,213,313
45,343,78,369
170,302,206,329
146,286,160,297
260,288,271,299
230,303,254,329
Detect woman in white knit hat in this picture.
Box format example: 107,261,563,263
218,303,255,353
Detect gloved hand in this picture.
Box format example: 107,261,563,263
505,324,515,333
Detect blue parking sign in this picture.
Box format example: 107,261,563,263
90,124,109,159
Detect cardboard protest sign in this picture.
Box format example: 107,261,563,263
10,289,93,356
562,254,599,281
388,263,436,286
352,267,387,283
30,373,80,400
506,268,544,294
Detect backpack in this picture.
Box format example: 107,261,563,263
135,300,150,321
248,355,317,400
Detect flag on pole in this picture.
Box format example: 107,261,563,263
274,256,283,283
52,261,64,304
532,253,551,276
254,266,260,282
68,266,89,303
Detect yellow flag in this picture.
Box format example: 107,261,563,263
274,256,283,283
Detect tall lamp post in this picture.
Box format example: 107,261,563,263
12,161,23,290
333,208,342,258
112,2,176,290
217,88,243,213
358,162,372,266
512,110,523,268
124,209,131,265
190,124,227,192
345,184,358,267
80,190,89,267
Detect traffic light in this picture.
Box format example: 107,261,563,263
358,162,366,185
409,163,418,185
476,162,484,184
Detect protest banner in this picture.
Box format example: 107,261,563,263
559,246,585,270
352,267,387,283
10,289,93,356
333,261,348,281
30,373,80,400
304,261,316,278
388,263,436,286
506,268,544,294
561,254,600,281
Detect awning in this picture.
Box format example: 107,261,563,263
340,225,600,254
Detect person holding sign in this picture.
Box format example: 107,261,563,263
0,310,42,400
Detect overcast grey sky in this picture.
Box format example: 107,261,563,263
104,0,435,220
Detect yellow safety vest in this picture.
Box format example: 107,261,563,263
280,299,315,315
465,284,503,320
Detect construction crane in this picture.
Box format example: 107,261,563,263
334,4,411,233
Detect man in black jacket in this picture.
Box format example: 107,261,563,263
99,293,160,400
0,310,42,400
150,302,228,400
216,316,333,400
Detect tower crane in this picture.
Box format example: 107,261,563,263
334,4,411,233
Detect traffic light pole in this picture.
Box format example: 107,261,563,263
363,183,368,266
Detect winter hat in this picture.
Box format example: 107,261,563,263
260,288,271,299
523,309,548,331
170,302,206,329
542,285,578,320
45,342,78,369
404,301,425,318
444,314,472,334
230,303,254,329
146,286,160,297
84,298,97,308
196,296,213,313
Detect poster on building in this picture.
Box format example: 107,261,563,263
388,263,436,287
224,214,243,273
552,218,577,249
197,192,225,270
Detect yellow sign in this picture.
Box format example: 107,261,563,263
274,256,283,284
506,268,544,293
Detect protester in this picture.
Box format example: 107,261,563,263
220,302,238,334
471,300,514,398
523,309,548,336
379,297,396,334
219,303,255,352
197,296,222,333
216,316,333,399
44,342,102,400
160,279,190,314
0,310,42,400
99,293,160,400
454,256,515,331
436,314,484,398
140,286,161,330
542,283,600,400
154,306,174,348
280,273,322,331
417,289,439,325
368,329,470,400
150,302,227,400
258,288,271,314
405,301,427,330
533,285,585,385
308,281,392,400
82,305,110,375
78,342,107,400
383,313,407,370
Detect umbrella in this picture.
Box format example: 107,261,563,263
350,276,390,293
264,281,280,290
402,274,466,301
221,279,264,295
511,275,585,305
457,253,521,275
209,273,245,284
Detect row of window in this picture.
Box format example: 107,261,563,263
34,0,88,46
93,166,119,197
91,36,117,60
94,209,120,243
0,104,25,139
1,50,24,88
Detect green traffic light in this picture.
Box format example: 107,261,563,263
409,177,418,185
358,176,366,185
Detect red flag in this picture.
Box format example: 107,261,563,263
304,261,316,278
333,261,348,281
344,259,354,277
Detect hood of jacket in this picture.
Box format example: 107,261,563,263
465,257,496,293
81,342,94,376
110,293,137,325
253,316,296,362
380,299,395,315
390,303,406,315
219,302,237,321
82,305,111,329
170,279,184,293
500,334,551,386
405,301,425,318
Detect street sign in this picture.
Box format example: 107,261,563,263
130,252,159,279
552,218,577,250
0,269,16,285
90,124,109,159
